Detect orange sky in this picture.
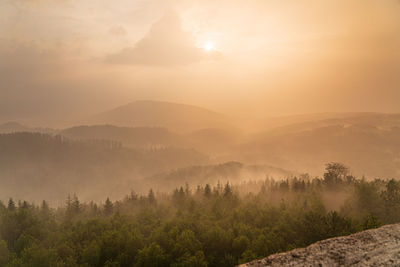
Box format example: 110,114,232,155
0,0,399,126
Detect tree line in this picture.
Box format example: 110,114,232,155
0,163,399,266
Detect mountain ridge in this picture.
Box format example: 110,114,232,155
87,100,232,133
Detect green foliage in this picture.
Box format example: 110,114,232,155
104,198,114,217
0,240,10,266
381,179,400,223
0,172,398,266
7,199,16,212
135,243,169,267
323,162,351,188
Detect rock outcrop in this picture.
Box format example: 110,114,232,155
240,223,400,267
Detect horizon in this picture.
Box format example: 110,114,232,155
2,99,400,129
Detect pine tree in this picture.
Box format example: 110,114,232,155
223,182,233,198
204,184,212,198
40,200,50,218
20,201,29,209
148,189,156,205
7,198,15,211
66,194,72,210
41,200,49,211
72,194,81,214
104,197,113,216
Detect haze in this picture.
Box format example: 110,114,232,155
2,2,400,266
1,0,400,126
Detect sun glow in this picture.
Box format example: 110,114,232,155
203,41,215,52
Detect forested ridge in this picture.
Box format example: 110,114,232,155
0,164,399,267
0,132,208,202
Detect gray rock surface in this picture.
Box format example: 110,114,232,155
239,223,400,267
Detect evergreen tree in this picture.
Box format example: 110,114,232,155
104,198,113,216
223,182,233,198
204,184,212,198
72,194,81,214
7,198,15,211
148,189,156,205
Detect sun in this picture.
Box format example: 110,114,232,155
203,41,215,52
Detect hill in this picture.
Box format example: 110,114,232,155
0,121,56,134
0,132,208,203
4,112,400,180
87,100,231,133
262,112,400,136
236,113,400,178
185,128,241,154
240,223,400,267
0,122,31,133
61,125,188,149
61,125,242,156
261,112,372,132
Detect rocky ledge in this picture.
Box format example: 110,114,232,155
239,223,400,267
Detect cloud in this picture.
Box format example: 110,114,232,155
106,11,220,66
0,40,124,125
109,26,127,36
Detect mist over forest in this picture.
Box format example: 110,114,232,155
1,0,400,266
1,103,400,204
1,99,400,266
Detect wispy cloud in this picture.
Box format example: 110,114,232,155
106,11,220,66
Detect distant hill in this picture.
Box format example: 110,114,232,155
262,112,400,136
3,111,400,197
237,113,400,178
71,112,400,178
61,125,188,149
186,128,241,154
262,112,367,131
0,122,32,133
0,121,56,134
0,132,208,203
87,100,231,133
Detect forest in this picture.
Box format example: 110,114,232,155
0,163,399,267
0,132,208,203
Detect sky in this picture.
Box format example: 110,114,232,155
0,0,400,126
